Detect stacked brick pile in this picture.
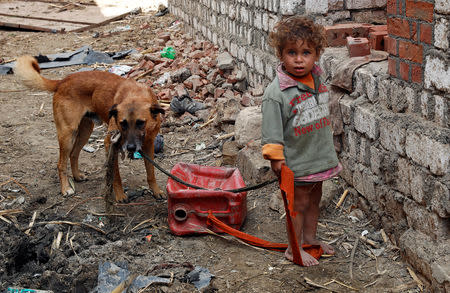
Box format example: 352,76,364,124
324,23,388,57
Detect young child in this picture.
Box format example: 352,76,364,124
261,16,342,266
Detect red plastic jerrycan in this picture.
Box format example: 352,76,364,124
166,163,247,235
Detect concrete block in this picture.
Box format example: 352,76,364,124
353,103,380,140
395,158,412,196
435,0,450,14
353,67,379,103
344,129,360,158
236,142,275,184
424,55,450,92
420,90,433,120
254,10,262,30
405,86,419,113
390,80,408,113
346,36,370,57
234,106,262,148
409,166,432,205
378,78,392,110
339,95,354,125
358,136,371,166
338,154,355,185
431,180,450,218
346,0,386,9
405,130,450,176
399,229,450,292
254,53,265,75
353,164,378,202
329,0,344,10
305,0,328,13
434,95,449,127
403,199,448,239
353,10,386,24
369,145,385,175
379,116,406,155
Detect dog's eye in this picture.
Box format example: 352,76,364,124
136,119,145,129
120,120,128,130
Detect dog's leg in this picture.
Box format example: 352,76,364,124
56,126,77,196
70,117,94,181
142,136,165,199
105,129,128,202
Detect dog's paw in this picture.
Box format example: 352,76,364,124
151,189,166,200
73,174,87,182
115,192,129,203
62,188,75,196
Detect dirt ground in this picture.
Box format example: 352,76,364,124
0,3,424,293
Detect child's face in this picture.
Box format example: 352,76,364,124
281,40,318,78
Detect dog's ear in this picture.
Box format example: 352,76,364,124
150,104,165,118
109,104,118,120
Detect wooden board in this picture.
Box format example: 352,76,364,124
0,0,134,32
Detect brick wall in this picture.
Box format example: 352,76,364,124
168,0,387,86
168,0,449,290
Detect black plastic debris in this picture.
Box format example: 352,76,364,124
155,7,169,16
1,46,137,75
170,95,206,115
184,266,214,290
154,134,164,154
94,261,171,293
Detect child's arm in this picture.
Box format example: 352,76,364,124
270,159,285,178
261,97,285,177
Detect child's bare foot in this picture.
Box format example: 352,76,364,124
305,239,335,255
285,247,319,266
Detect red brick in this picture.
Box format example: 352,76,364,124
387,0,397,14
369,31,388,50
411,64,423,83
420,23,432,44
325,23,371,47
399,61,409,81
388,17,411,39
346,37,371,57
388,57,397,77
398,40,423,63
406,0,434,22
369,25,387,33
412,21,418,41
384,36,397,55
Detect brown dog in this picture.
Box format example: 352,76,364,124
14,56,165,201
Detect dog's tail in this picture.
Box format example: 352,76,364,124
14,56,59,92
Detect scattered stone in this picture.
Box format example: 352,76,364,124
217,51,234,70
171,67,192,83
269,190,284,214
235,106,262,148
251,84,265,96
222,140,239,166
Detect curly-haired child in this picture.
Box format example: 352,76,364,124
261,16,342,266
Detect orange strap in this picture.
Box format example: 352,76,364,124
279,164,302,264
206,165,323,266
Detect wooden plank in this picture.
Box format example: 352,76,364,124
0,14,87,32
0,0,133,32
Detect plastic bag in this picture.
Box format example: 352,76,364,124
160,47,176,59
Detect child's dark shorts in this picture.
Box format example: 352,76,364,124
294,181,316,186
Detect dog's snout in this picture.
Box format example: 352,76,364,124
127,143,136,152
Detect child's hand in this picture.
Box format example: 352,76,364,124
270,160,285,178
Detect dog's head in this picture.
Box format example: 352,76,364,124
109,99,165,157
